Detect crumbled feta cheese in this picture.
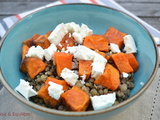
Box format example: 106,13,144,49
91,54,107,78
15,79,37,100
58,43,62,47
68,45,96,60
72,24,93,44
48,23,68,45
44,44,57,61
140,82,144,86
65,22,81,33
26,46,44,60
61,68,78,86
68,33,72,38
80,74,86,84
80,24,93,38
122,72,129,78
123,35,137,53
90,93,116,110
72,32,83,44
73,46,95,60
48,81,64,100
110,43,121,53
66,46,77,54
48,22,92,45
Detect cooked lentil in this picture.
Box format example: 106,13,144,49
27,57,135,111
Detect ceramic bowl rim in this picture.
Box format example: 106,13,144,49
0,3,159,117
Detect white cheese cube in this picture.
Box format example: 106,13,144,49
123,35,137,53
48,81,64,100
66,46,77,54
72,32,83,44
80,74,86,85
91,54,107,78
72,23,93,44
65,22,81,33
122,72,129,78
44,44,57,61
15,79,37,100
70,45,96,60
110,43,121,53
48,23,68,45
90,93,116,110
61,68,78,86
26,46,44,60
80,23,93,38
48,22,93,45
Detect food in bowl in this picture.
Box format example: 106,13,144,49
15,22,139,112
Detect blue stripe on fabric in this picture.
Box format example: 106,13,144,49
0,20,8,31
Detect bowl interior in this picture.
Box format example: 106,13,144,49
0,3,157,110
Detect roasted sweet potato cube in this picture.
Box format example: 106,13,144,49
78,60,92,80
38,84,61,107
20,60,27,73
33,34,51,49
45,31,52,37
56,33,77,51
20,44,30,73
126,53,139,72
54,52,73,76
94,64,120,90
45,77,69,91
61,86,90,111
21,44,29,61
23,34,40,47
112,52,134,73
104,27,126,48
83,34,109,51
23,57,47,79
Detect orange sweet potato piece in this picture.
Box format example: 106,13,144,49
45,31,52,36
20,60,27,73
23,57,47,79
23,34,40,47
61,86,90,111
112,52,133,73
38,84,61,107
56,33,77,51
45,77,69,91
54,52,73,76
94,64,120,90
83,34,109,51
95,50,110,60
20,44,29,73
78,60,92,80
104,27,126,48
33,34,51,49
21,44,29,61
126,53,139,72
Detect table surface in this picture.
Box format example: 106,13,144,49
0,0,160,90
